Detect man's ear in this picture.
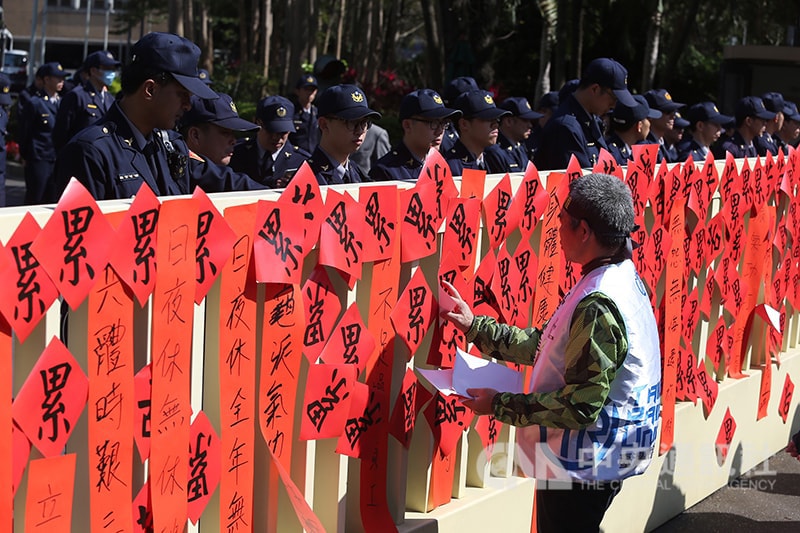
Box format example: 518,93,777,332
142,78,157,100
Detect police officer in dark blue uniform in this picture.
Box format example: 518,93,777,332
644,88,685,163
179,92,269,192
664,111,690,162
605,95,661,166
229,95,310,188
676,102,732,162
306,84,380,185
53,50,121,151
485,97,542,173
714,96,775,159
21,62,67,205
535,58,637,170
288,74,320,154
370,89,460,181
444,89,510,177
51,32,218,201
0,74,12,206
776,101,800,151
756,92,789,156
525,91,558,161
439,76,479,155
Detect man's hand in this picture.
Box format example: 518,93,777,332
462,387,498,416
440,280,475,333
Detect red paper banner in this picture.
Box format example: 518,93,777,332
0,213,60,342
319,189,366,283
390,267,437,358
12,337,88,457
0,317,10,529
24,454,76,531
400,177,441,262
187,410,221,524
442,196,481,269
253,199,306,284
30,178,114,310
419,148,458,223
87,265,135,533
279,162,324,252
593,147,624,180
531,172,566,328
319,302,375,375
389,369,432,448
218,203,258,531
108,183,160,306
299,363,357,440
715,407,737,464
359,184,399,263
778,373,794,423
302,265,342,362
193,187,236,303
149,198,197,532
133,364,151,461
513,163,549,240
483,174,518,249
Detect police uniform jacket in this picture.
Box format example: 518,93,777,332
525,124,543,161
53,80,114,151
439,123,459,155
534,93,608,170
21,93,60,162
645,132,670,163
484,131,527,173
716,131,757,159
754,132,779,157
307,146,370,185
605,132,632,166
187,152,268,193
370,142,424,181
51,101,190,201
444,138,492,177
676,136,711,163
773,133,788,155
229,137,311,188
0,104,8,206
288,101,319,154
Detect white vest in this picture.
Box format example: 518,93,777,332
515,260,662,481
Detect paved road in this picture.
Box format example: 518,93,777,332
652,446,800,531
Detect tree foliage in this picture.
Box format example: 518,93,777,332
138,0,800,109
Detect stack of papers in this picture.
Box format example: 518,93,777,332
417,347,524,397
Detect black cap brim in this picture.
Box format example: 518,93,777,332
334,108,382,121
613,89,637,108
412,107,462,120
263,119,297,133
173,73,218,99
709,113,734,126
754,110,777,121
517,109,545,120
647,108,663,120
659,102,684,112
468,108,511,120
214,116,261,134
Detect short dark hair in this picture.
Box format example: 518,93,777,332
566,173,634,249
120,63,175,95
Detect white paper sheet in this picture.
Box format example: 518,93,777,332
417,348,524,397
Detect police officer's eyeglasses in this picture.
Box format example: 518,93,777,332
330,117,373,132
410,118,451,131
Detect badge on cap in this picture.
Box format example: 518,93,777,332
713,105,720,112
665,92,673,101
433,94,443,104
2,87,7,95
526,101,532,109
199,72,207,80
276,106,287,117
306,76,314,83
352,91,364,103
484,94,494,105
230,101,238,113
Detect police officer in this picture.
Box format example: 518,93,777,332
21,62,67,205
53,50,121,151
179,92,268,192
757,92,789,156
0,73,12,206
288,74,320,153
370,88,460,181
714,96,774,159
51,32,218,201
676,102,732,161
644,88,685,163
444,89,510,176
525,91,558,160
485,96,542,173
606,95,661,165
776,101,800,150
306,84,380,185
664,111,690,162
229,95,310,188
440,76,479,154
535,58,637,170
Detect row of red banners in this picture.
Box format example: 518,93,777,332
3,143,799,531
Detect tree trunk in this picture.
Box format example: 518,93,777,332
239,0,250,62
169,0,184,35
261,0,272,84
662,0,701,86
199,2,212,73
420,0,443,89
641,0,663,91
183,0,194,42
336,0,345,59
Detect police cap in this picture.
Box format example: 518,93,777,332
130,32,217,99
316,84,381,120
257,95,297,133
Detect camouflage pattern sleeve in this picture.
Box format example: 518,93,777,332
465,315,543,365
491,292,628,429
